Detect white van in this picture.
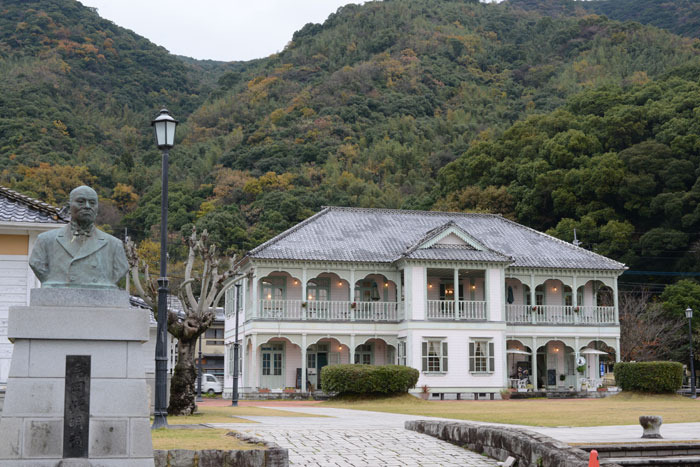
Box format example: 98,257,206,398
198,373,223,394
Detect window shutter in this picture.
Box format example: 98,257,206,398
469,342,474,372
442,340,448,372
421,341,427,371
488,342,495,372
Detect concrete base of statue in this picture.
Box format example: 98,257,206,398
0,289,154,466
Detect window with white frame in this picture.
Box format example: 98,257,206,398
398,339,406,366
469,339,494,373
421,339,448,373
354,344,373,364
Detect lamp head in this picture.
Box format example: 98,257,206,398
686,307,693,320
151,108,178,149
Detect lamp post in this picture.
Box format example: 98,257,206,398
151,108,178,429
686,307,696,399
196,336,203,402
232,282,241,406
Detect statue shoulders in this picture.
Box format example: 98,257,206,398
36,225,69,242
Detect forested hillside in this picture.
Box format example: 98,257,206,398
2,0,700,279
508,0,700,39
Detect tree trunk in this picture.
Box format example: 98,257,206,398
168,336,198,416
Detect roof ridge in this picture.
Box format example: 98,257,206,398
322,205,501,218
0,185,68,221
248,207,332,257
494,215,627,270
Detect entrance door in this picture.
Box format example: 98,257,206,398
316,352,328,390
261,343,284,389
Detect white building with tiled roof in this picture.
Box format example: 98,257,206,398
223,207,625,398
0,186,67,383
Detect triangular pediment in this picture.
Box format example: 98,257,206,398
407,221,487,253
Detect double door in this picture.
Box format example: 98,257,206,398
260,343,284,389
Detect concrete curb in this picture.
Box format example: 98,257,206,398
154,431,288,467
405,420,621,467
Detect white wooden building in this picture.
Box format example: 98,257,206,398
223,207,624,397
0,186,67,383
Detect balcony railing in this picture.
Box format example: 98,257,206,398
505,305,616,325
255,299,402,322
426,300,487,320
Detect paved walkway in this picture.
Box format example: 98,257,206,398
210,406,499,467
208,402,700,466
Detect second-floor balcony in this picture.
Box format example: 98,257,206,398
426,300,487,320
505,305,616,325
254,299,403,322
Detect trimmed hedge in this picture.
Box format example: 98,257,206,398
614,361,683,393
321,364,419,395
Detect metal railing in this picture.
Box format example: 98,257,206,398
255,300,402,322
505,305,616,325
426,300,487,320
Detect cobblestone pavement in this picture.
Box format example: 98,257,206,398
209,407,500,467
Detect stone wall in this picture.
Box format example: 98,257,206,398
405,420,621,467
153,432,288,467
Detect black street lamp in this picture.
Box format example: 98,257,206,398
232,282,241,407
151,108,178,429
196,336,203,402
685,307,696,399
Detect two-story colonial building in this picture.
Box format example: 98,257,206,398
223,207,624,397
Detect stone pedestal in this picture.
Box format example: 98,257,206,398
0,289,154,466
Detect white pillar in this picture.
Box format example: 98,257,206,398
251,273,258,319
301,334,307,392
350,334,356,364
240,337,245,391
613,278,619,324
302,268,308,320
454,268,459,320
250,334,258,389
616,337,621,363
574,336,580,391
530,273,537,325
531,336,538,391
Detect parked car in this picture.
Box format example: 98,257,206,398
197,373,223,394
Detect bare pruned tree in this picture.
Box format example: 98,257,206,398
619,288,684,362
125,228,236,415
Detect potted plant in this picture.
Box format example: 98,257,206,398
559,374,566,382
530,306,538,312
574,306,580,313
577,364,586,374
500,388,512,400
283,387,296,394
597,386,608,392
258,387,271,394
301,302,308,308
350,302,357,309
419,384,430,400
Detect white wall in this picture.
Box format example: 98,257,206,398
409,329,506,389
486,268,503,321
407,266,426,320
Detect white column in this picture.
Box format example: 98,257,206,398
453,268,459,320
574,336,580,391
530,273,537,325
240,337,245,390
302,268,308,320
396,270,402,303
531,336,538,391
250,334,258,389
251,273,258,319
408,266,426,320
301,334,307,392
350,334,356,364
616,337,621,363
502,334,508,387
613,278,619,324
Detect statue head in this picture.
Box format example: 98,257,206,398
69,185,98,226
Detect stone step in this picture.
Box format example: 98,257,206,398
603,456,700,466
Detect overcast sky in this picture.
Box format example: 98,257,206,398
78,1,369,62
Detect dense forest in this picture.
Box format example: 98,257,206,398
1,0,700,288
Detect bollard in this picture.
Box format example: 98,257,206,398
588,449,600,467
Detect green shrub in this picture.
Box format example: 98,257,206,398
613,361,683,393
320,364,419,395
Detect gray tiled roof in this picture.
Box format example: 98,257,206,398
0,185,67,224
249,207,626,271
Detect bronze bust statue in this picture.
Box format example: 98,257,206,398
29,185,129,289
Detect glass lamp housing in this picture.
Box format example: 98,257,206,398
151,108,178,149
686,307,693,319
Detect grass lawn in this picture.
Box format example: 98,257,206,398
323,392,700,427
166,405,325,425
151,428,265,450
